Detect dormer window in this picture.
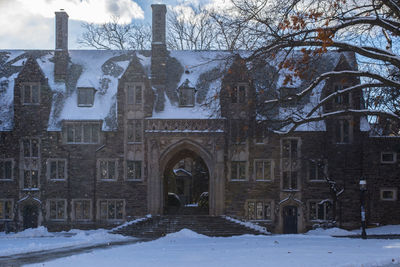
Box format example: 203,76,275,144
21,83,40,105
230,84,246,104
333,84,350,105
178,79,196,107
78,87,95,107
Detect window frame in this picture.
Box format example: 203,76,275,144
246,199,273,221
230,84,247,104
127,119,143,144
230,161,247,181
63,122,101,144
0,199,13,221
308,199,333,222
126,83,143,106
47,199,67,221
179,87,196,107
381,152,397,164
72,199,92,222
126,160,142,181
21,82,40,105
0,158,14,181
77,87,95,107
254,159,274,182
97,158,118,181
333,84,352,106
97,199,125,221
380,188,397,201
254,122,268,144
281,138,301,191
47,158,67,181
307,159,327,182
334,119,353,144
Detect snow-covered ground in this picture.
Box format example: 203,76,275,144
0,226,133,257
1,225,400,266
18,226,400,267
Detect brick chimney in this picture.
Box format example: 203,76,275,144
151,4,167,86
54,9,69,81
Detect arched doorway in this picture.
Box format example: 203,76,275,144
163,149,210,214
157,139,219,215
18,196,41,230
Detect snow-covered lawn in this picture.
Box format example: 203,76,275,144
21,227,400,267
0,226,133,257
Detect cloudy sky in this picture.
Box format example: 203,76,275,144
0,0,230,49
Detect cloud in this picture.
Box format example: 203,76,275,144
0,0,144,49
18,0,144,23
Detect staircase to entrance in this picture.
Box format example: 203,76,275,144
112,215,268,239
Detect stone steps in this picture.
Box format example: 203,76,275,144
113,215,267,238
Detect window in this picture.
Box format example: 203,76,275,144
127,120,143,143
0,80,8,93
247,200,272,220
280,87,297,106
64,122,100,144
380,188,397,201
23,170,39,189
23,138,39,158
381,152,397,164
0,200,13,220
126,160,142,180
98,159,117,181
77,87,95,107
178,79,196,107
48,199,66,221
335,119,351,144
0,159,13,180
309,200,333,221
230,120,247,144
254,160,273,181
21,83,40,104
73,200,91,221
308,159,326,181
47,159,66,181
126,84,142,105
282,139,298,159
333,85,350,105
282,138,300,190
231,161,246,180
230,85,246,104
99,199,124,221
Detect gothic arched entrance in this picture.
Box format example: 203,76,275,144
163,149,209,214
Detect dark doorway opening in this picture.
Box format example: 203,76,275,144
23,205,39,229
283,205,298,234
164,149,209,215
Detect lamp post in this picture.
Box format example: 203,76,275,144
359,179,367,239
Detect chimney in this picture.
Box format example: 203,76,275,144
54,9,69,81
151,4,167,86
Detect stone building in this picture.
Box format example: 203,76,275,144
0,4,399,234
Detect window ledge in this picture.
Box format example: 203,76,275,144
49,179,66,182
230,179,247,182
127,142,143,145
22,188,40,191
0,219,13,221
126,179,143,182
282,189,300,192
0,179,13,182
99,179,117,182
308,180,326,183
255,179,273,182
49,219,67,222
77,104,94,107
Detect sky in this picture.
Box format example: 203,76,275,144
0,0,231,50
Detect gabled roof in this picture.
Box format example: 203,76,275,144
0,49,360,132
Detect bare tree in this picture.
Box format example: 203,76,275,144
78,16,151,50
226,0,400,132
167,5,216,50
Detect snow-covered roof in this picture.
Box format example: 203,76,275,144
0,49,364,133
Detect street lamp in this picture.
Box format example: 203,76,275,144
359,179,367,239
